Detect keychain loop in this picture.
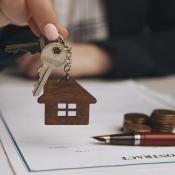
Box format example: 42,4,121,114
64,44,72,79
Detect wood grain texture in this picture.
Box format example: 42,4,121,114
38,78,97,125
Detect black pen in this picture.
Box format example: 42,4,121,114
93,132,175,146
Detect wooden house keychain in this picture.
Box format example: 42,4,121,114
33,35,97,125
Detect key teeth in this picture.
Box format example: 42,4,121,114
32,80,44,96
32,72,44,97
32,92,38,96
32,83,39,96
39,72,43,78
5,49,17,54
32,88,40,96
37,66,42,73
5,48,27,54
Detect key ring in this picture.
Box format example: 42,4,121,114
56,35,72,79
51,35,72,79
55,35,72,79
64,44,72,79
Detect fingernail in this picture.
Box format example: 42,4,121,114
43,23,59,41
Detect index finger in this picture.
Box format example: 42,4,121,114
26,0,68,40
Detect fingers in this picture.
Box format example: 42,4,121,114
28,17,40,37
0,0,68,40
26,0,68,40
0,0,29,26
0,10,10,27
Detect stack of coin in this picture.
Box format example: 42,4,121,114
122,113,151,133
151,109,175,133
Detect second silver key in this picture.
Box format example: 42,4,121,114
32,40,69,96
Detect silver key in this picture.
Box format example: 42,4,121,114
32,37,70,96
5,42,40,53
4,37,45,54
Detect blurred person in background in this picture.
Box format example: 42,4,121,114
0,0,175,79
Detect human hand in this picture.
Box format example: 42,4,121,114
16,44,111,78
0,0,68,40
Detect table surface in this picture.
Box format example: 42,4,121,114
1,70,175,175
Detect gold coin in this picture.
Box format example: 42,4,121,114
122,110,175,134
124,113,149,124
151,109,175,120
132,125,151,133
150,109,175,133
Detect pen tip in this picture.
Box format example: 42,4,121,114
92,136,105,142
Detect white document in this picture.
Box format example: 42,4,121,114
1,81,175,174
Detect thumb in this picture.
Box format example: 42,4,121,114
26,0,68,40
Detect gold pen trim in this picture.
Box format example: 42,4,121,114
102,136,110,143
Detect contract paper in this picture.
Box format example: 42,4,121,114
0,81,175,173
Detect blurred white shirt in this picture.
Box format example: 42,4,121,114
53,0,108,42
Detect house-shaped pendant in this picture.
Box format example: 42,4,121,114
38,78,97,125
